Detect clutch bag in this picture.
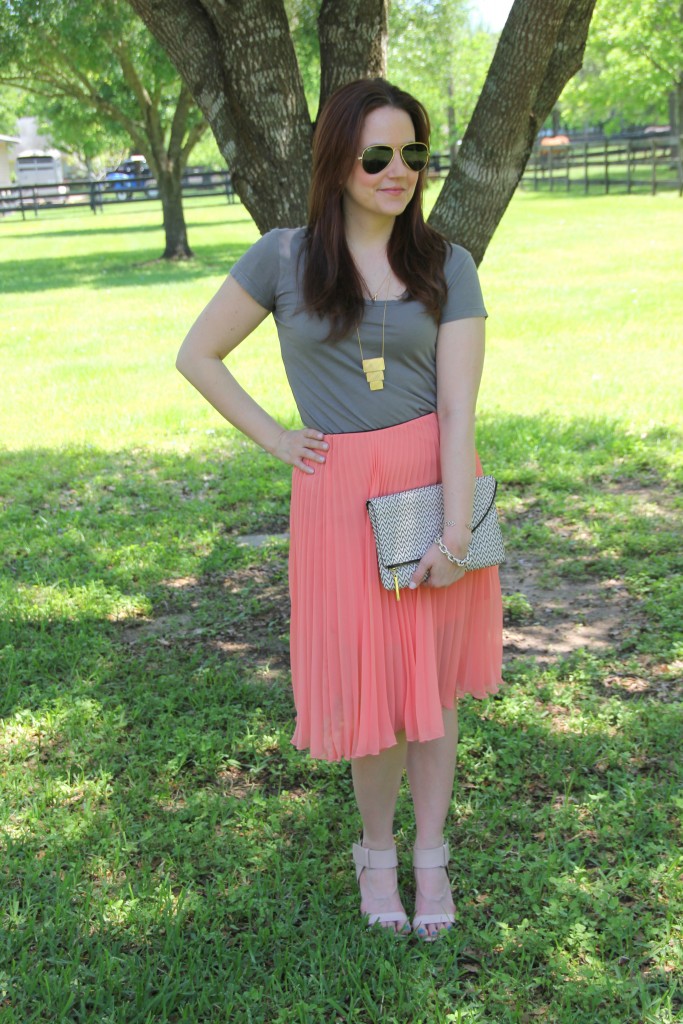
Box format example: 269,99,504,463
366,475,505,598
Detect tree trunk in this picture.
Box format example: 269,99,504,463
447,74,457,166
127,0,313,231
318,0,388,111
126,0,597,262
429,0,597,264
157,167,193,259
669,77,683,136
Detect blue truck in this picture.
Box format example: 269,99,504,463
105,156,158,200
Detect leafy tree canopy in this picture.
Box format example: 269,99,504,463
0,0,205,165
0,86,29,135
387,0,497,153
0,0,209,256
559,0,683,132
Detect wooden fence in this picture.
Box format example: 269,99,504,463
3,138,682,220
521,136,683,196
0,169,236,218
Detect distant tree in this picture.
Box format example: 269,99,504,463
0,0,209,258
0,86,27,135
285,0,321,117
388,0,497,161
29,92,131,171
559,0,683,134
127,0,598,265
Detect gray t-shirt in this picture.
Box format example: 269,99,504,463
230,227,486,435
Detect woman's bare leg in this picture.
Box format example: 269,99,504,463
406,705,459,938
351,735,408,932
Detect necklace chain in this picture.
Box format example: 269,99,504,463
356,271,390,392
369,267,391,302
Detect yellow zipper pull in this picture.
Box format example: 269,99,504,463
392,569,401,601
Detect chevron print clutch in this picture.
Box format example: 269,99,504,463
367,476,505,597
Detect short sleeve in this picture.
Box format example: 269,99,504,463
229,229,281,311
440,244,488,323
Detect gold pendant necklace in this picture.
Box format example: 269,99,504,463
356,272,390,392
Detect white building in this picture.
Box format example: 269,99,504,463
0,135,20,187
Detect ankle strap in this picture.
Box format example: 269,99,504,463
413,842,450,869
352,842,398,881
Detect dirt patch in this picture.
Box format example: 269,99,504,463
120,562,291,681
126,555,632,666
499,554,637,664
499,552,681,701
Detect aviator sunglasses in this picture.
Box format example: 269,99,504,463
358,141,430,175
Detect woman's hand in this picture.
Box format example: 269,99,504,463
271,427,329,474
409,531,470,590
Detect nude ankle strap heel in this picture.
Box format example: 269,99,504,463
412,841,456,940
352,842,411,934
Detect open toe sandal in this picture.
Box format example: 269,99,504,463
352,842,411,935
411,841,456,941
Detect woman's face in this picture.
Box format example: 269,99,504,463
343,105,420,224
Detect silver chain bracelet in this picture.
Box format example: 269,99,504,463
436,535,471,568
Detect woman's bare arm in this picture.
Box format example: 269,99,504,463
410,316,485,588
176,275,328,474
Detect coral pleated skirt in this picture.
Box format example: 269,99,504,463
288,412,503,761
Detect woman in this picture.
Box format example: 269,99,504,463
176,78,503,940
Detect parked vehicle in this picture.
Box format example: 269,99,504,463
105,156,159,200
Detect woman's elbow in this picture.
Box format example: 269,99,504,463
175,340,193,377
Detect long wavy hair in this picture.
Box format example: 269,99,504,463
301,78,448,341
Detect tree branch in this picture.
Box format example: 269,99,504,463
180,119,209,166
126,0,312,227
126,0,238,161
168,82,193,164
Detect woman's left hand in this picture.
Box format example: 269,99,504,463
409,542,466,590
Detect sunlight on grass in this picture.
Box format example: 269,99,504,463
2,191,682,453
477,191,683,428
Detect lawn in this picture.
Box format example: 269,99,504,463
1,190,681,1024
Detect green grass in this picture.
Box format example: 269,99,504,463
1,192,682,1023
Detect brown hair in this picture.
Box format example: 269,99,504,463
301,78,447,340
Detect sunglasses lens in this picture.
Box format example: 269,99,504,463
402,143,429,171
361,146,394,174
360,143,430,174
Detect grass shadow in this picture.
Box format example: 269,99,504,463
0,213,254,243
0,241,252,294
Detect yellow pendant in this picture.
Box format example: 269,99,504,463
362,358,385,372
363,357,385,390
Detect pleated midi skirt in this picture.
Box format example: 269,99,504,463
289,412,503,761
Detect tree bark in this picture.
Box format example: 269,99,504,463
127,0,313,231
318,0,388,113
670,76,683,136
428,0,597,265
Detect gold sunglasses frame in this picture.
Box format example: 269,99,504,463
357,142,430,175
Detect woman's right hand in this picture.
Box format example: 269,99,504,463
271,428,329,474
